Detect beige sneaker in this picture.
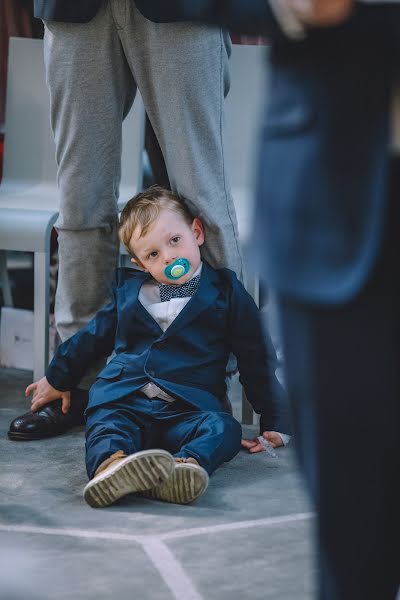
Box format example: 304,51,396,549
141,461,209,505
83,449,175,508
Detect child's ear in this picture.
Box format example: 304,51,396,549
192,217,205,247
130,257,147,272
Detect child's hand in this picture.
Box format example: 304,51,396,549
25,377,71,414
241,431,284,453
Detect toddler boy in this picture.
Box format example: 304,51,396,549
26,186,291,508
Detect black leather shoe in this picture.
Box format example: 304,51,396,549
8,389,88,441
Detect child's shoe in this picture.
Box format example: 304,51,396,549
83,449,175,508
141,458,209,504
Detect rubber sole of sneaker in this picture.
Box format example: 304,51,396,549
141,463,209,505
83,449,175,508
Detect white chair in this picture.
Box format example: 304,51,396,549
0,37,145,381
224,43,269,423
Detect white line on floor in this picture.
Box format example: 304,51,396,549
0,512,314,544
141,537,203,600
0,524,140,542
160,512,314,540
0,514,314,600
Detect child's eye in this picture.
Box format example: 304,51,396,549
148,251,158,259
171,236,180,244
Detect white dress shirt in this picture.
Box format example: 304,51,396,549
138,263,202,403
139,263,203,331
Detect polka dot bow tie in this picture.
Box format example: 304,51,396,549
159,274,201,302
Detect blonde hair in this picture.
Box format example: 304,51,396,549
119,185,195,257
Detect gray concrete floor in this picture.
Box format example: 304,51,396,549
0,367,315,600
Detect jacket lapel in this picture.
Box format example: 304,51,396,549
162,262,220,338
123,270,163,335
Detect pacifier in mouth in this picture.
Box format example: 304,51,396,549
164,258,190,280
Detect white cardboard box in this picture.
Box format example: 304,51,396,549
0,307,33,370
0,307,57,370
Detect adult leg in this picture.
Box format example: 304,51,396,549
9,4,138,440
8,3,139,440
44,3,136,372
119,2,243,278
121,2,242,380
279,296,400,600
278,176,400,599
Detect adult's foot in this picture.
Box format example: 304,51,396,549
7,389,88,441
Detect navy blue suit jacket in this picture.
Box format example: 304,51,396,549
34,0,103,22
33,0,276,33
33,0,264,25
46,262,289,433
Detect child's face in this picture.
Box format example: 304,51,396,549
129,207,205,284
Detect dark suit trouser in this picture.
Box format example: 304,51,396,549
277,165,400,599
85,395,242,479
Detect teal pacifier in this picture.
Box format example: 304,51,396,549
164,258,190,280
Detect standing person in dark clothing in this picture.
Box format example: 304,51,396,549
128,1,400,599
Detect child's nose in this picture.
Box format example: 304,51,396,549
164,254,177,265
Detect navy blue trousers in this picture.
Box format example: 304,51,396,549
85,394,242,479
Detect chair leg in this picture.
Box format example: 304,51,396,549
33,251,50,381
0,250,14,307
241,389,255,425
119,248,131,268
241,268,259,425
247,269,260,307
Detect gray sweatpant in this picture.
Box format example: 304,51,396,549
44,0,242,387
